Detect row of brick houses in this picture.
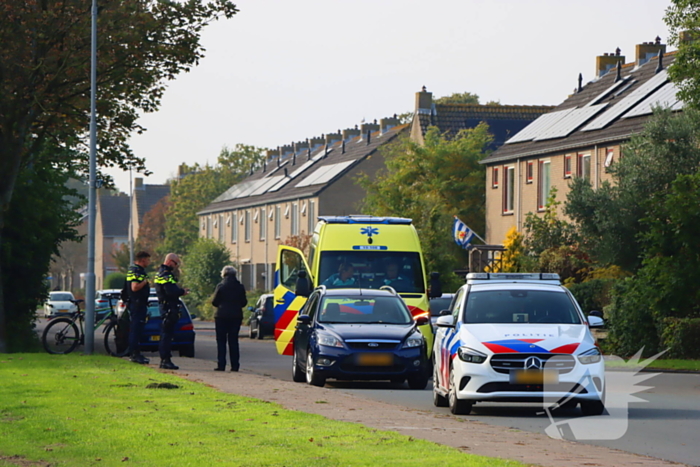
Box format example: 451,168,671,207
198,91,550,291
482,39,677,244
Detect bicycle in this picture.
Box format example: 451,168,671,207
42,294,130,357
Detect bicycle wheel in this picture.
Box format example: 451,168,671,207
42,318,81,354
104,322,129,357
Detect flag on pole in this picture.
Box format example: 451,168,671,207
453,216,475,249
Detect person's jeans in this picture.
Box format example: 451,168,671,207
215,317,241,370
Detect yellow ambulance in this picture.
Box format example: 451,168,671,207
273,215,439,356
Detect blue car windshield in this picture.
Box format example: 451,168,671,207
463,290,582,325
317,296,412,325
318,251,425,293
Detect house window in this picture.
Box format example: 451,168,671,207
244,210,251,243
231,212,238,243
274,206,281,239
538,160,551,210
291,203,299,235
259,208,266,241
492,167,499,188
218,214,224,242
503,166,515,214
578,153,591,180
526,161,534,183
604,148,614,170
308,200,315,234
206,216,212,239
564,155,572,178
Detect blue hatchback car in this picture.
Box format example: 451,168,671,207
138,299,196,358
291,287,430,389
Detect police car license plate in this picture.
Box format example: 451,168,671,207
357,353,393,366
510,370,558,385
150,335,160,342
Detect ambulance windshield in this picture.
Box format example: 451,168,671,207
318,251,425,293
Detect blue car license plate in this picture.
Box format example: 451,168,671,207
356,353,393,366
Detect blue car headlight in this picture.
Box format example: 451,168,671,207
402,333,424,349
457,347,487,364
317,334,343,348
577,347,602,364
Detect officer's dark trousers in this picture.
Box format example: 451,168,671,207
128,301,147,356
159,313,178,360
215,317,241,370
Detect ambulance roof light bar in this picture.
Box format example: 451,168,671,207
319,215,412,225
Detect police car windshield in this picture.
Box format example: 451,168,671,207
318,251,425,293
463,290,582,325
317,296,412,325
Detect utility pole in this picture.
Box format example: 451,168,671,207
129,167,134,265
84,0,98,354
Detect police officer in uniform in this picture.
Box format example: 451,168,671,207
127,251,152,364
155,253,188,370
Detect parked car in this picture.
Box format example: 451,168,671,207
291,287,430,389
95,289,121,320
432,272,606,416
247,294,274,339
44,291,78,318
137,298,196,358
429,293,455,329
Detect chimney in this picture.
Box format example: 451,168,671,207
595,49,625,78
635,38,666,67
134,177,144,190
309,136,325,150
325,132,342,146
360,121,379,141
380,115,400,134
265,149,279,162
415,85,433,114
342,126,361,141
279,144,293,161
293,140,309,154
680,30,699,44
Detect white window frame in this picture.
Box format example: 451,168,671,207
538,160,551,210
275,206,281,239
244,210,251,243
291,203,299,235
259,207,266,241
231,212,238,243
504,166,515,214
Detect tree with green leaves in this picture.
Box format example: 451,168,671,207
666,0,700,110
181,238,232,319
565,109,700,271
0,0,238,352
359,125,492,291
434,92,480,105
161,144,265,257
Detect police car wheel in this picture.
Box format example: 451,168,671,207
433,364,448,407
448,367,472,415
580,399,605,416
248,321,256,339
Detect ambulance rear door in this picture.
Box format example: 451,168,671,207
273,245,313,356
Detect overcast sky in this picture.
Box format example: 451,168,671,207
106,0,672,194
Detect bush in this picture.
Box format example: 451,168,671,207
567,278,616,314
660,317,700,359
181,239,233,320
104,272,126,289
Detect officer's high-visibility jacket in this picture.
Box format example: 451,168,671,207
154,264,185,317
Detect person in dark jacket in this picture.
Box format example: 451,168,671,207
127,251,151,364
211,265,247,372
154,253,188,370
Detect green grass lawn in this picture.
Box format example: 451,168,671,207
0,354,525,467
605,357,700,371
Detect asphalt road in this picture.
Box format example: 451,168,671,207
36,318,700,466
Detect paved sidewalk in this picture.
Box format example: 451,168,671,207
158,355,685,467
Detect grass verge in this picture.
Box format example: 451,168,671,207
605,358,700,371
0,354,524,467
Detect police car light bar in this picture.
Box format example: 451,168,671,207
466,272,560,281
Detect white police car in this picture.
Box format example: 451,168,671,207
432,273,605,416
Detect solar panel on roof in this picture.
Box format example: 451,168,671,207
249,176,284,196
214,180,256,202
533,104,608,141
265,150,330,193
623,82,680,118
581,69,669,132
586,76,631,106
295,160,356,188
505,108,575,144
